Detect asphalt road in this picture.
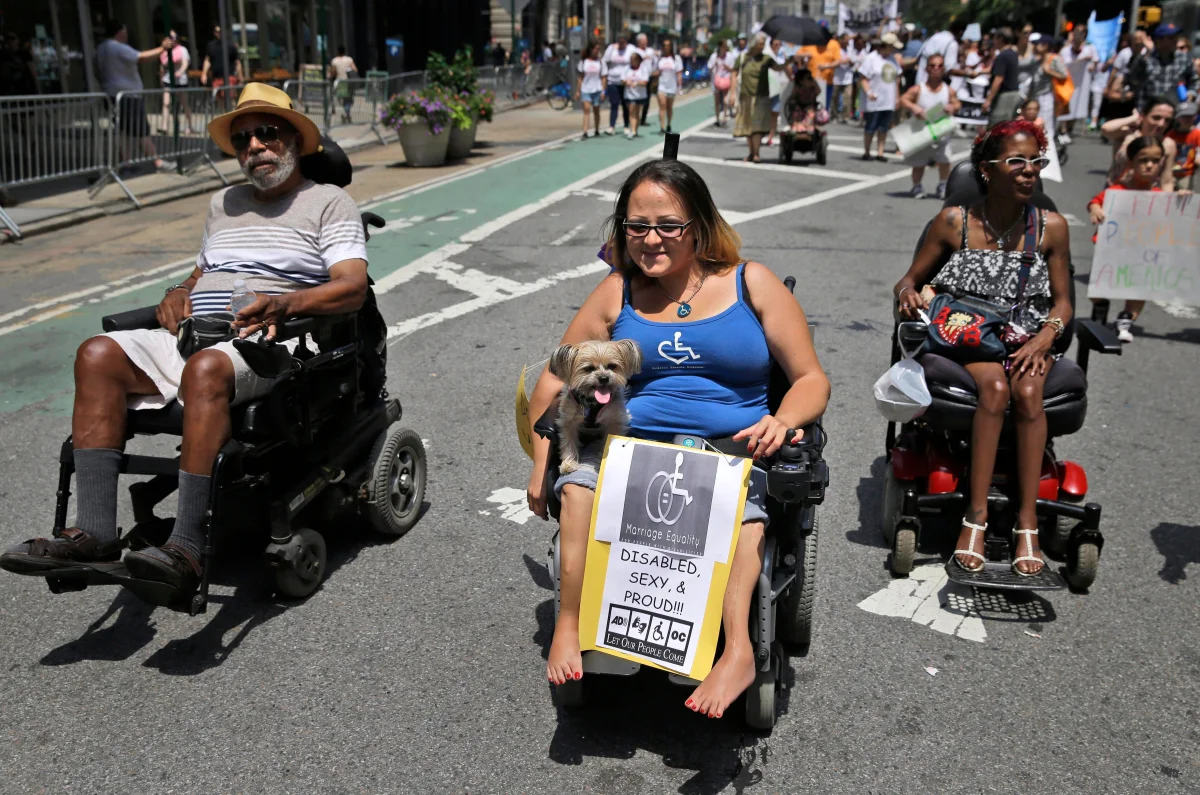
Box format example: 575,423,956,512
1,102,1198,794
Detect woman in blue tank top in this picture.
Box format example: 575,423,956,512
525,160,830,720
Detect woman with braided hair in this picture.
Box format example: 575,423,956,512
892,119,1074,577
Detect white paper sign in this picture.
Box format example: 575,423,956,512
892,104,955,157
593,438,748,564
594,541,715,674
1087,191,1200,305
1041,133,1063,182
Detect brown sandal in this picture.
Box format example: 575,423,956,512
0,527,122,575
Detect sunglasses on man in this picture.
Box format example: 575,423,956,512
230,124,283,152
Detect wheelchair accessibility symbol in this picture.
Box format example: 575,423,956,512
657,331,701,365
645,452,694,526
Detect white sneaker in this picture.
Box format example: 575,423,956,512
1115,312,1134,343
625,130,634,139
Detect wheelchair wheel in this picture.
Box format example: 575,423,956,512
815,135,827,166
1066,540,1099,591
744,652,779,729
274,527,327,599
778,513,818,648
881,467,912,546
891,526,917,576
365,425,427,537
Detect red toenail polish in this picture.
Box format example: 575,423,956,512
574,671,582,680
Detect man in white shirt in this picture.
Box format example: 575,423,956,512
917,21,963,86
95,20,175,172
1059,25,1099,140
833,33,857,122
636,33,658,125
858,33,901,161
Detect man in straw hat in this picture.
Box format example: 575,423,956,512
1,84,369,594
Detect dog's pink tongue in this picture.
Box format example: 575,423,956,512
594,387,612,405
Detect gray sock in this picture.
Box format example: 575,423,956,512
165,472,212,560
73,448,123,542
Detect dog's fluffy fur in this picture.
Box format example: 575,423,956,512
549,340,643,474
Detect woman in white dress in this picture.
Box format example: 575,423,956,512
575,41,607,140
654,39,684,134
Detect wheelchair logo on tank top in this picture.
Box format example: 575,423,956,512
657,331,701,365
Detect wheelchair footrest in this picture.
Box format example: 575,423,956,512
944,561,1066,592
44,562,201,612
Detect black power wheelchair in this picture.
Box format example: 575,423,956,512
881,161,1121,592
22,140,428,615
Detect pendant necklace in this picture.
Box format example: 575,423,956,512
982,206,1022,248
655,273,708,318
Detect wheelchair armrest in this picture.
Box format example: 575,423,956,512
534,402,560,440
896,320,927,358
362,212,386,242
272,313,355,342
1075,318,1122,355
102,305,161,333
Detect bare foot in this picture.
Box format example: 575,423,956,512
685,642,756,719
547,619,583,686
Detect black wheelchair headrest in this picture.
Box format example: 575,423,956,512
299,135,352,187
942,161,1055,212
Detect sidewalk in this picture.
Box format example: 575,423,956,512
0,98,569,242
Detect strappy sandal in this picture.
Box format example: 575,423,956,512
954,519,987,572
1012,528,1045,576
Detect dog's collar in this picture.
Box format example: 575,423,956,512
570,388,606,429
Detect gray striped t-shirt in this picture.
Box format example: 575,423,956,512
191,180,368,315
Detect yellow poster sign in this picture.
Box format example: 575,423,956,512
515,365,535,460
577,436,750,681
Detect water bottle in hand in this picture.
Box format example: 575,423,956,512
229,279,257,316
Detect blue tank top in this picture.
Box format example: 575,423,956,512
613,263,772,440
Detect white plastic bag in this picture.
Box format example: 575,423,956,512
873,358,932,423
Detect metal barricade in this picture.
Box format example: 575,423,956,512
330,74,393,144
107,86,240,205
281,79,331,133
0,93,119,239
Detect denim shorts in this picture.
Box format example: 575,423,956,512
580,90,602,105
554,441,770,527
864,109,894,134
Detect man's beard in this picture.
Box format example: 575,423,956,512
242,139,299,190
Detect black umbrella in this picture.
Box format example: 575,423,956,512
759,16,832,47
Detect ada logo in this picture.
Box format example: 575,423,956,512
657,331,700,365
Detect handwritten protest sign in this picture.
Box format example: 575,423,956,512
892,104,956,158
578,437,751,679
1087,191,1199,305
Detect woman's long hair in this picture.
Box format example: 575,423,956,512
603,160,742,275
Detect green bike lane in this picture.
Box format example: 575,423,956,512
0,99,713,416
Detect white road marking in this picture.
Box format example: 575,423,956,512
857,564,987,643
1061,212,1086,227
571,188,618,201
386,260,609,343
486,487,536,525
1156,300,1199,319
826,144,902,160
551,222,590,246
682,154,873,181
687,130,734,140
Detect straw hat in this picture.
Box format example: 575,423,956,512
207,83,322,157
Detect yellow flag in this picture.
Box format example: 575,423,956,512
516,365,535,460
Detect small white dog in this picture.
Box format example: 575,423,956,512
549,339,643,474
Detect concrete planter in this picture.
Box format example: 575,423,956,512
398,124,450,167
446,120,478,159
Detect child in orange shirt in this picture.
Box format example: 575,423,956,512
1167,102,1199,191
